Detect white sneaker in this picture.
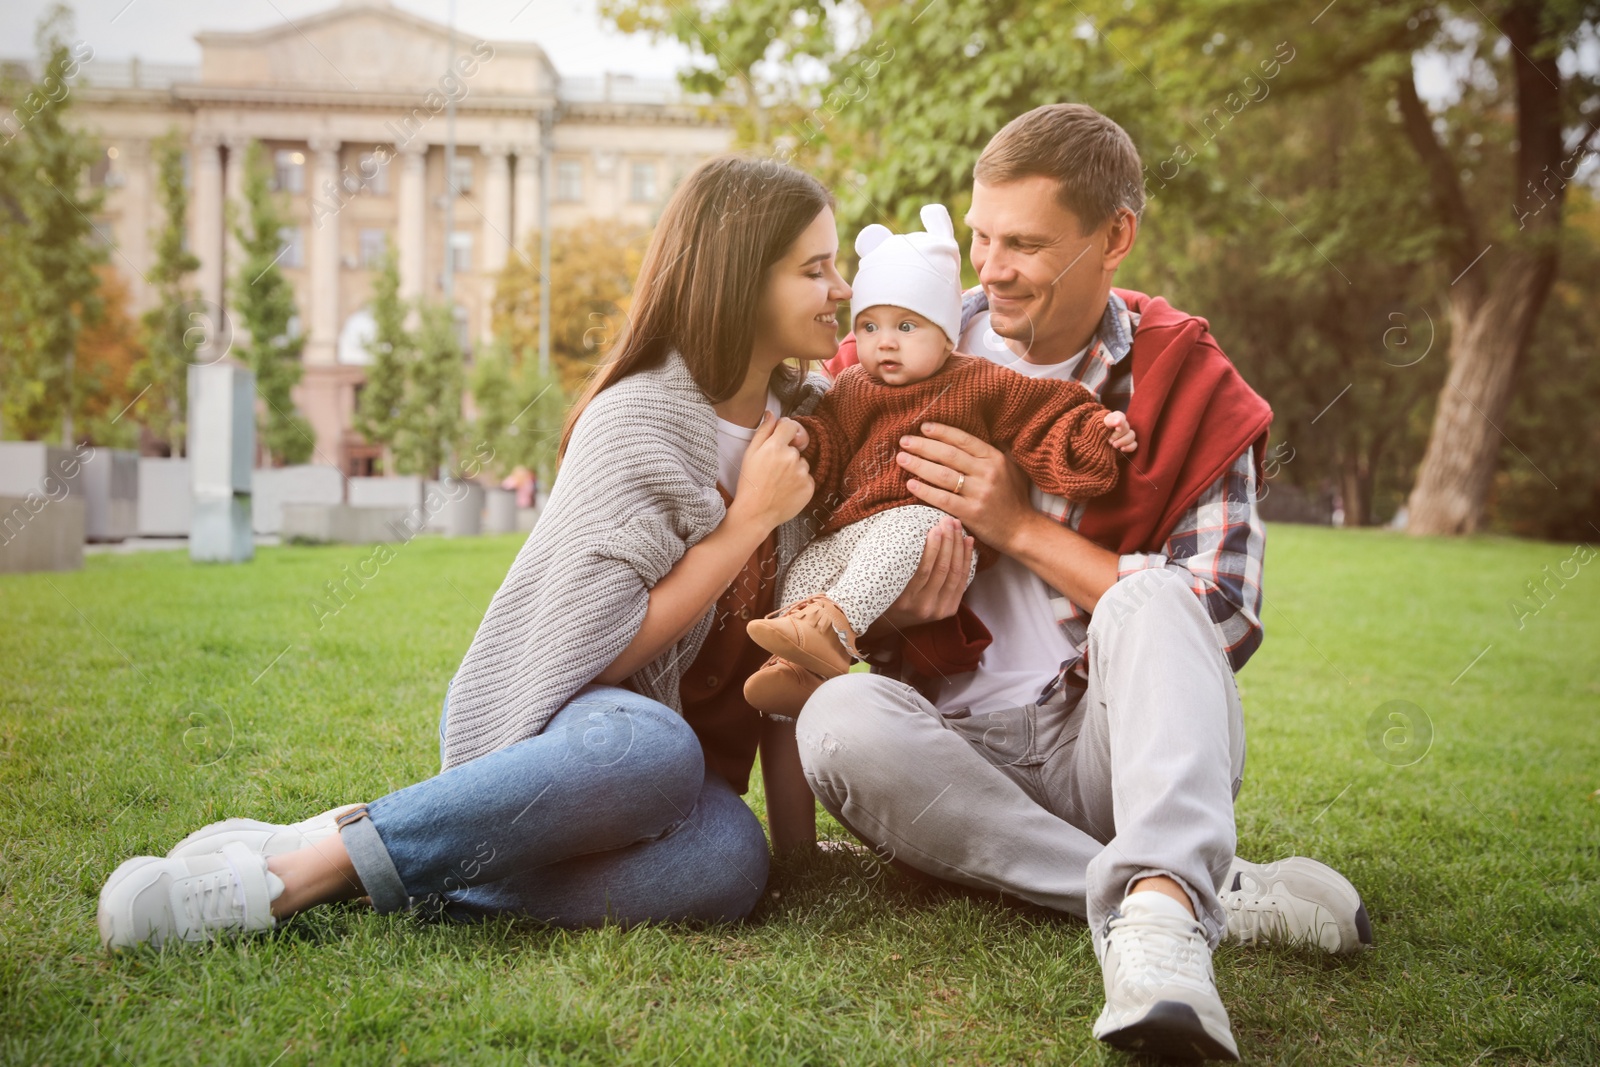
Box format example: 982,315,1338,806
166,803,362,859
1092,892,1240,1062
98,841,285,950
1222,856,1372,954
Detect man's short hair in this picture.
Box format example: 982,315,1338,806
973,103,1145,231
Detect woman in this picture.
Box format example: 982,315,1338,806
97,157,968,948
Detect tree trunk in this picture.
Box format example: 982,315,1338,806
1404,251,1556,535
61,346,75,447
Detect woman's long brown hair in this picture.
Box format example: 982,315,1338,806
559,156,833,459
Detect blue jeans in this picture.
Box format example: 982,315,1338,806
338,684,770,925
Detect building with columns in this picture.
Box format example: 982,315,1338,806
56,0,731,473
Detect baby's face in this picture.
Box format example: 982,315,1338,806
854,306,952,386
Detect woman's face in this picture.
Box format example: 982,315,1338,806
753,207,852,367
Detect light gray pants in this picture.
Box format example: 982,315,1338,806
795,567,1246,947
780,504,977,634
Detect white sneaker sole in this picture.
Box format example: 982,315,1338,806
1095,1000,1241,1062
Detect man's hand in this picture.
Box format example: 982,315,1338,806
868,516,973,634
897,422,1038,551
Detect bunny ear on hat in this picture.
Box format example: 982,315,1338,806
918,203,955,242
855,223,893,258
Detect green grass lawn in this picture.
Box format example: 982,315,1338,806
2,524,1596,1065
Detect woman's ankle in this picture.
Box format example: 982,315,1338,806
266,839,366,918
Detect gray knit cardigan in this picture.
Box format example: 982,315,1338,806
441,352,829,770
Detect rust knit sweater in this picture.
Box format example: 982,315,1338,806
794,353,1121,537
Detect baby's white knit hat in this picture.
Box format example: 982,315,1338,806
850,203,963,345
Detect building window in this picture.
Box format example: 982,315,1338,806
452,304,471,353
449,154,474,194
278,226,304,269
273,149,305,193
448,230,473,274
358,228,388,269
556,159,583,202
630,161,657,203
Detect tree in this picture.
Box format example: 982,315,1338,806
72,265,144,449
230,140,313,466
491,219,648,397
352,240,409,457
390,301,464,478
469,338,567,485
0,4,104,444
131,130,201,455
616,0,1600,536
602,0,837,145
1140,0,1599,534
352,243,466,477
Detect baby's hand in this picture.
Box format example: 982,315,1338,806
1104,411,1137,453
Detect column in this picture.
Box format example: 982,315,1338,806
512,138,541,250
306,137,342,367
396,141,427,301
119,139,152,313
223,134,251,285
480,142,512,275
190,131,225,314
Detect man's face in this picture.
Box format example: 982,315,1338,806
966,176,1116,356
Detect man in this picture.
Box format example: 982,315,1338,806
797,104,1370,1062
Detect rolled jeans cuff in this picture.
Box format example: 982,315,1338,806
337,806,410,914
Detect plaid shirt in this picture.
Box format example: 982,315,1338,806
960,290,1266,704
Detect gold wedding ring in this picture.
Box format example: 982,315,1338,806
954,474,966,495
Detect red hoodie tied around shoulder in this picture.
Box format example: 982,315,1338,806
823,288,1273,677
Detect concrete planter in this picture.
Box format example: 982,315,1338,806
253,465,345,534
484,488,517,534
136,458,191,537
81,448,139,542
0,442,87,501
429,479,485,538
281,503,413,544
0,495,84,572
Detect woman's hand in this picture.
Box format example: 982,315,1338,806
870,516,974,633
898,422,1037,552
727,412,814,532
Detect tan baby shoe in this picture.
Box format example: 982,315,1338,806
743,655,827,719
746,594,861,679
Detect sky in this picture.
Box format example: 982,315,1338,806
0,0,694,79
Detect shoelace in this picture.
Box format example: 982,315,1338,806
180,854,250,933
1222,892,1287,942
1106,909,1215,996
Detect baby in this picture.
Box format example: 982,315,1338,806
742,204,1137,717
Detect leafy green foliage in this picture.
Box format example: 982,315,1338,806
469,339,567,484
0,4,105,444
353,240,409,454
230,140,313,466
392,301,465,479
130,131,202,456
351,242,467,478
607,0,1600,536
491,220,647,399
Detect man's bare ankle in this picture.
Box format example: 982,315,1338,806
1128,875,1197,919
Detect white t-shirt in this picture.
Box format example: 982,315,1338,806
713,390,784,494
933,313,1088,715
